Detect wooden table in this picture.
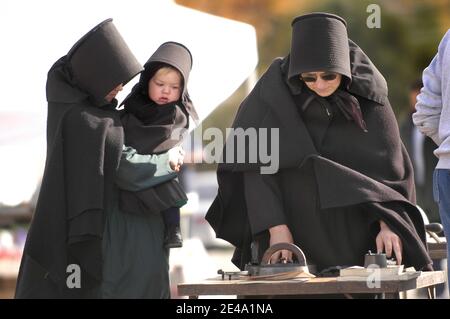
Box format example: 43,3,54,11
178,271,445,299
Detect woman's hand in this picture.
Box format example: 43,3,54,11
168,146,185,172
376,220,403,265
268,224,294,264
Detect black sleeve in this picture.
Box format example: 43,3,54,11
365,201,411,236
243,171,286,235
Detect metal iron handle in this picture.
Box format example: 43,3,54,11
261,243,307,266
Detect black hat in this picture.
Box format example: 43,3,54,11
136,41,199,124
142,42,193,97
67,18,143,103
288,13,351,82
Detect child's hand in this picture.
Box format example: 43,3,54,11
168,146,185,172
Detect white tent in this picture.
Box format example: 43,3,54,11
0,0,258,119
0,0,258,206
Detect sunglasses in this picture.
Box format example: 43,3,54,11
301,73,338,83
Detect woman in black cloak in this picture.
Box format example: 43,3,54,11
206,13,432,274
15,19,182,298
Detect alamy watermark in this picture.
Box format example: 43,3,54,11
366,4,381,29
66,264,81,289
174,125,280,174
366,264,382,289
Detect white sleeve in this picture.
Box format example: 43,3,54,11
413,31,449,145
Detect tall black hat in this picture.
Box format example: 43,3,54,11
128,41,199,123
142,42,193,96
67,18,143,104
288,13,351,82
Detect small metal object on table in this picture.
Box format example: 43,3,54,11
178,271,445,299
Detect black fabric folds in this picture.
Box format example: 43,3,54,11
15,19,142,298
206,37,431,271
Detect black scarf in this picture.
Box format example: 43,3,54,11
121,91,189,154
302,88,368,132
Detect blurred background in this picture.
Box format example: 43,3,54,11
182,0,449,131
0,0,449,298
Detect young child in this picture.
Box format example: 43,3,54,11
120,42,198,248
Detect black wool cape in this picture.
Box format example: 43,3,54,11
206,41,431,271
15,57,124,298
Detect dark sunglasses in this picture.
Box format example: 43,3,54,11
301,73,338,83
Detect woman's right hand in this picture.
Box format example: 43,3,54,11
376,220,403,265
168,146,185,172
268,224,294,264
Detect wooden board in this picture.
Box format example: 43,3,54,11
177,271,445,298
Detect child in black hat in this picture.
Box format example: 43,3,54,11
120,42,198,248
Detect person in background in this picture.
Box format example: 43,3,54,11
413,29,450,293
400,79,439,223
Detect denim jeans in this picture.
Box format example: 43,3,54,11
433,169,450,292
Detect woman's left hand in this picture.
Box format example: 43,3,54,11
375,220,403,265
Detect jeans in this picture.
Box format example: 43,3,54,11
433,169,450,293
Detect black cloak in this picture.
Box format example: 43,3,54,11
206,38,432,272
15,19,142,298
119,42,197,215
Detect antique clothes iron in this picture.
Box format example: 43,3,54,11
218,243,313,280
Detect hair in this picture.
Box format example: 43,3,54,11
152,66,182,79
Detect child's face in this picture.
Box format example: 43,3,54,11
148,68,182,105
